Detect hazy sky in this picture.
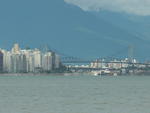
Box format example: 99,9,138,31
64,0,150,16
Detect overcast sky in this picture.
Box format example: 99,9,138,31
64,0,150,16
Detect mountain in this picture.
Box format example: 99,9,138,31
0,0,150,60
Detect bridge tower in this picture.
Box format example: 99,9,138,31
128,45,134,62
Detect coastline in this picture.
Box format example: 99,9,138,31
0,72,150,76
0,72,84,76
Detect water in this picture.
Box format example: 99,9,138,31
0,75,150,113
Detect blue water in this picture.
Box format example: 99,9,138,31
0,75,150,113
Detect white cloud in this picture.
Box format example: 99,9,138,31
64,0,150,16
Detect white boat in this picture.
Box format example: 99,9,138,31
91,71,102,76
113,73,118,76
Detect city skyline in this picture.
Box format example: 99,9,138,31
0,43,149,75
0,43,61,73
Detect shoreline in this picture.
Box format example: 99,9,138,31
0,72,84,76
0,73,150,76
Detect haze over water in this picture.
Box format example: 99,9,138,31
0,75,149,113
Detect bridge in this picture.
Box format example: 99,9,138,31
39,44,150,66
39,45,150,75
59,45,137,64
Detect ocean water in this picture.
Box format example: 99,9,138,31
0,75,150,113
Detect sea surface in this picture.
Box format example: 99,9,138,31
0,74,150,113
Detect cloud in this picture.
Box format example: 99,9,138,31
64,0,150,16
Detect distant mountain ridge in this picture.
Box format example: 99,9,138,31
0,0,150,60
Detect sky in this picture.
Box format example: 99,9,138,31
64,0,150,16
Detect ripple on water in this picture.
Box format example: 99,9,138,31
0,75,150,113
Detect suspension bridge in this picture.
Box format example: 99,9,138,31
39,44,149,65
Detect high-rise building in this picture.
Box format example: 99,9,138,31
54,54,60,69
24,50,35,72
10,53,27,73
0,51,3,72
1,50,11,73
42,52,53,72
11,43,20,54
34,49,42,68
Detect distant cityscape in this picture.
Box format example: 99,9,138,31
0,44,63,73
67,59,150,76
0,43,150,75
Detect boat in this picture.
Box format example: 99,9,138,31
91,71,102,76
